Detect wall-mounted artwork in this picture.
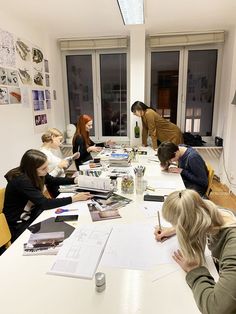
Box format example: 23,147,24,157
45,89,51,100
35,113,47,126
9,87,21,103
0,67,7,84
46,99,51,109
53,90,57,100
16,38,32,85
0,28,16,67
32,48,43,64
44,59,49,73
7,69,18,86
15,39,31,62
33,67,43,86
45,73,50,87
0,86,9,104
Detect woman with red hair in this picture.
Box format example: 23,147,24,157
72,115,102,170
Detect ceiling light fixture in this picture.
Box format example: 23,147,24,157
117,0,144,25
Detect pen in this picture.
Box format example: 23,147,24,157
157,211,162,234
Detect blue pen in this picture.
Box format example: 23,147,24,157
55,208,78,214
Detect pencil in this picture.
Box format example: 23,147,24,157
157,211,162,234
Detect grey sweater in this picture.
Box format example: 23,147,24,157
186,227,236,314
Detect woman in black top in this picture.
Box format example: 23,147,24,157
72,115,103,170
3,149,91,242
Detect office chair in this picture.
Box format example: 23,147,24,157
206,163,215,197
0,213,11,249
0,188,5,213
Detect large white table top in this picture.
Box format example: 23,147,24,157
0,147,217,314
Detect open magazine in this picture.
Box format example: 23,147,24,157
88,193,132,222
23,231,65,256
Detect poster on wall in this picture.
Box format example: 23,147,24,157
16,38,32,85
0,28,16,67
32,90,45,111
9,87,21,103
32,47,44,86
0,86,9,104
21,86,30,107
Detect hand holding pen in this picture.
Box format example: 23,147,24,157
154,211,176,242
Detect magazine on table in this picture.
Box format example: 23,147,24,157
23,231,65,256
88,193,132,222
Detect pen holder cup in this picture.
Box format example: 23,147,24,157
135,174,146,195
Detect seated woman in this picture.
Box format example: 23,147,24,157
72,115,104,170
157,141,208,197
154,189,236,314
41,128,79,177
3,149,91,242
131,101,183,150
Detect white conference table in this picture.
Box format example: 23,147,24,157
0,148,217,314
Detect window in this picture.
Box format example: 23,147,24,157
64,51,128,140
149,47,219,137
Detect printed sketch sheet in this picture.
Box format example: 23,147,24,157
48,225,112,279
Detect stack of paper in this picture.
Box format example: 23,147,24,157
109,153,130,167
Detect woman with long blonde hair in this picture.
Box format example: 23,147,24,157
155,189,236,314
41,128,79,177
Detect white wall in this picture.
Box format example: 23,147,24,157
0,11,64,186
1,10,236,193
219,27,236,193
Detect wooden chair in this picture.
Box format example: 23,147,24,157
0,188,5,213
206,163,215,197
0,213,11,249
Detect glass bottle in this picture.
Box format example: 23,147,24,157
134,121,140,138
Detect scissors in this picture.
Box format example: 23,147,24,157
55,208,78,214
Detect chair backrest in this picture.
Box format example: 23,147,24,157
0,213,11,249
0,188,5,213
206,163,214,197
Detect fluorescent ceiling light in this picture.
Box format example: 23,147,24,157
117,0,144,25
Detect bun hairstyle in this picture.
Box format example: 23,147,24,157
162,189,224,264
41,128,63,143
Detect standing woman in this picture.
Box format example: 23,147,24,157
72,114,102,170
155,189,236,314
131,101,183,150
3,149,91,242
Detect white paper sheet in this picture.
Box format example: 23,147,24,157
48,225,112,279
139,201,163,217
146,179,179,190
101,222,179,270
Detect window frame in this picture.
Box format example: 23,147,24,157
146,44,223,141
62,48,130,143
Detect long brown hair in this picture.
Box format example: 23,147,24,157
73,114,92,147
5,149,47,191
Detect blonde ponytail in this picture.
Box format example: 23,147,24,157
162,189,224,264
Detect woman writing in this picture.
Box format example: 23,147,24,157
3,149,91,242
41,128,79,177
154,189,236,314
131,101,183,150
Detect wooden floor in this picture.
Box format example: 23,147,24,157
209,178,236,213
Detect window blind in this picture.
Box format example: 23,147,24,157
59,37,128,50
148,31,224,48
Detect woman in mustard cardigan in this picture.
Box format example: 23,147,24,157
131,101,183,149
